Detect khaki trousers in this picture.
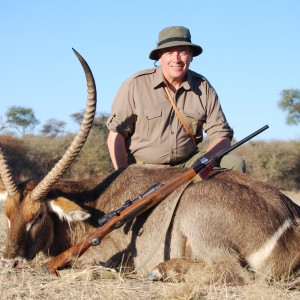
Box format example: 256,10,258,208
174,150,246,173
132,152,246,173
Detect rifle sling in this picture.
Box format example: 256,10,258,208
130,177,197,274
164,86,197,146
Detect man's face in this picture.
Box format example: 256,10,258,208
158,46,193,82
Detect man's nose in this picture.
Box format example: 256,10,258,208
171,52,181,61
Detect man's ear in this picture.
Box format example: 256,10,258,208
158,51,162,62
49,197,91,223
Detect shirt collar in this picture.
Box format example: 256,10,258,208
153,66,192,91
153,66,165,89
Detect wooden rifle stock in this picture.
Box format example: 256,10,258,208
43,125,269,275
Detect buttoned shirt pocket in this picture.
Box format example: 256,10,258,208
140,108,162,136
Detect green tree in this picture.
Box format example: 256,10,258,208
5,106,39,135
278,89,300,125
70,111,109,130
0,116,8,131
70,111,83,126
41,119,66,136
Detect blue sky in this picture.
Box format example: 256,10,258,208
1,1,299,141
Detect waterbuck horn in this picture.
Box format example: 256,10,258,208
0,147,21,201
30,48,97,201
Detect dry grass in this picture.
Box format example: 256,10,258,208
1,191,300,300
1,265,300,300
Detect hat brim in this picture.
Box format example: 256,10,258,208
149,41,203,60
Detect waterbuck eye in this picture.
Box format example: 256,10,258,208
26,211,45,232
35,211,45,223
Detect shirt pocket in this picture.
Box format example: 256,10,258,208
136,108,162,137
183,111,205,143
145,109,162,136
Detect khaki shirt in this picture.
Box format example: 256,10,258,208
106,66,233,165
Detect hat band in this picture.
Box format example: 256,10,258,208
157,37,191,46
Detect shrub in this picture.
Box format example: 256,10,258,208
23,134,73,179
1,133,299,191
0,135,42,181
242,140,300,190
65,127,113,179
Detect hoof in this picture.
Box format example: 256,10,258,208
146,268,163,281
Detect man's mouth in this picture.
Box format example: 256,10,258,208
171,65,183,70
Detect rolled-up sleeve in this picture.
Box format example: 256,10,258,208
202,84,234,142
106,78,135,138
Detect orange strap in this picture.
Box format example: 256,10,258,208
164,86,196,146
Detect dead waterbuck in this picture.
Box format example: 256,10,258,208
1,51,300,286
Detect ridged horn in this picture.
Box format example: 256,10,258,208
0,145,21,200
30,48,97,201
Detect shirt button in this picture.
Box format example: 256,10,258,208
171,131,174,134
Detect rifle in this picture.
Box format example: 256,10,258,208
43,125,269,275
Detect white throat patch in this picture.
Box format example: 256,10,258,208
0,191,8,203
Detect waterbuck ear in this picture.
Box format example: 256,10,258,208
49,197,91,223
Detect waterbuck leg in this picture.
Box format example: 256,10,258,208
147,258,253,285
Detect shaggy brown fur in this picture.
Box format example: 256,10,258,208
2,165,300,285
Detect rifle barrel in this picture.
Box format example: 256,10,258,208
219,124,269,157
194,125,269,173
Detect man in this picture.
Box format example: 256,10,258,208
106,26,245,172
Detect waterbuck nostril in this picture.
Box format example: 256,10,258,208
1,256,27,269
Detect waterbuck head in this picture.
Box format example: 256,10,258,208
0,49,97,267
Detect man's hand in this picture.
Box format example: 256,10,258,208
203,137,231,160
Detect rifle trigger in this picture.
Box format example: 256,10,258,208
112,220,127,229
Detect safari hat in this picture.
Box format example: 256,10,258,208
149,26,203,60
